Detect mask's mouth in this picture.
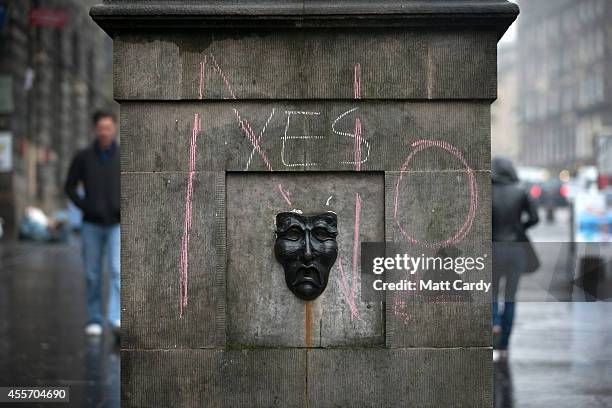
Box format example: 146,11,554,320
292,267,322,289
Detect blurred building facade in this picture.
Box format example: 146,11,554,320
0,0,112,236
492,44,519,160
517,0,612,172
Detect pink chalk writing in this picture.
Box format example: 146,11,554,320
201,53,274,170
245,109,275,171
179,113,201,318
393,139,478,249
336,63,365,320
336,192,362,320
333,108,371,167
353,118,362,172
337,257,360,318
208,53,237,100
190,56,479,325
277,183,292,206
392,295,412,325
233,109,273,171
199,55,302,221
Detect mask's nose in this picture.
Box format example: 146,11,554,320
303,230,314,262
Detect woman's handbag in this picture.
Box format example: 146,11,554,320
518,231,540,273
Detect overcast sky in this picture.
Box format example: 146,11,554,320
499,0,518,45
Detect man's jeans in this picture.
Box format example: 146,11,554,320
492,243,525,350
81,222,120,327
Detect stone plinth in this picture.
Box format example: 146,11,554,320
92,1,518,406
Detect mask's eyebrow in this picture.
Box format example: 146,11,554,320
311,217,338,235
276,213,306,232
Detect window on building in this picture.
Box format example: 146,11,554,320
72,30,80,72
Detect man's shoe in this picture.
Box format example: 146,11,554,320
493,349,508,363
85,323,103,336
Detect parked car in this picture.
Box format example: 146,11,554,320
517,166,569,222
539,179,569,208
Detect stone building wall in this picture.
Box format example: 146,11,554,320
517,0,612,171
0,0,113,236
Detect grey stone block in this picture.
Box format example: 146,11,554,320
122,349,306,408
121,172,225,349
385,171,491,251
113,31,496,100
226,172,385,347
122,348,491,407
307,348,492,408
386,301,492,348
119,101,490,173
383,171,492,347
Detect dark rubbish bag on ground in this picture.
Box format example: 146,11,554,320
18,206,69,243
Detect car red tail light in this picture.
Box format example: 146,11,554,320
530,185,542,199
598,175,609,190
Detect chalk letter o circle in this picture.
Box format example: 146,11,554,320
392,140,478,249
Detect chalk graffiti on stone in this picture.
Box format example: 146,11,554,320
245,108,275,171
178,113,200,318
282,111,323,167
178,54,478,322
393,139,478,250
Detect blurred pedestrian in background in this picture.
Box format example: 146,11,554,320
492,156,539,361
65,111,120,339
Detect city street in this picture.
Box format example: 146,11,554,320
1,0,609,406
497,208,612,407
0,239,119,407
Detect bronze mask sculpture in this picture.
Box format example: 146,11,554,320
274,211,338,300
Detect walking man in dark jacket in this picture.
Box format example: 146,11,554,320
65,110,120,337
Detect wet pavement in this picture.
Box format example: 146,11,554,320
495,208,612,407
0,239,119,408
502,302,612,407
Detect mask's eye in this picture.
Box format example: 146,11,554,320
311,227,334,241
281,226,303,241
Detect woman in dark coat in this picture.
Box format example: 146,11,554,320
492,156,539,361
